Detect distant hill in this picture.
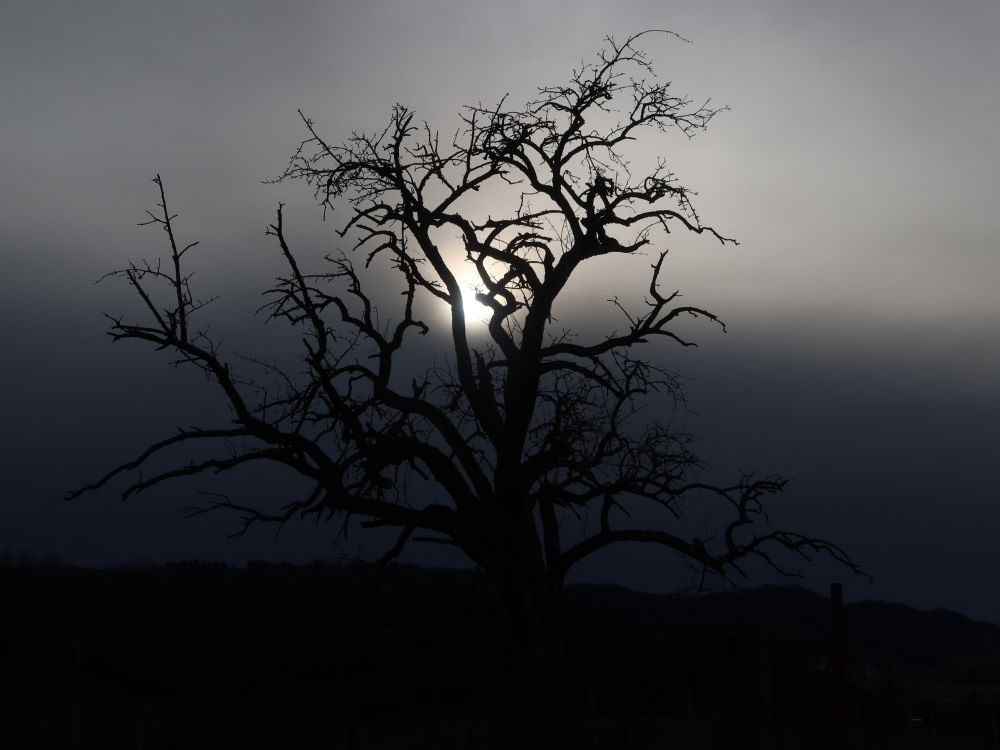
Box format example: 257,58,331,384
564,581,1000,681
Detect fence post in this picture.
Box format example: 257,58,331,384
831,582,846,750
72,630,82,750
588,682,600,750
686,685,696,750
0,610,11,750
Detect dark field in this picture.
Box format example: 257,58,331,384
2,561,999,748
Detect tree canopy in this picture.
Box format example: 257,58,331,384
71,32,861,745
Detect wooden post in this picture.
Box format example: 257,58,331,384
760,653,773,750
588,682,600,750
72,631,82,750
854,695,863,750
685,686,696,750
0,612,11,750
831,582,846,750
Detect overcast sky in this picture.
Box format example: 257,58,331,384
2,1,998,620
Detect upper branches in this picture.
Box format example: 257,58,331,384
283,32,734,340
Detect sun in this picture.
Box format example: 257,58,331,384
436,255,494,328
458,274,491,327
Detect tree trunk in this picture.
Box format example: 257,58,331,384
498,575,570,750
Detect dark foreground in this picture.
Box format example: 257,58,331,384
1,560,999,748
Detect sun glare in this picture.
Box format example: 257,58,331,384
437,252,494,329
458,276,491,327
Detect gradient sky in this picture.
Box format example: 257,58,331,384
2,1,998,620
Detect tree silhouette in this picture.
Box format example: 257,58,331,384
72,31,861,747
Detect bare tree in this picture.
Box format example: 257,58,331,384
72,32,861,748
